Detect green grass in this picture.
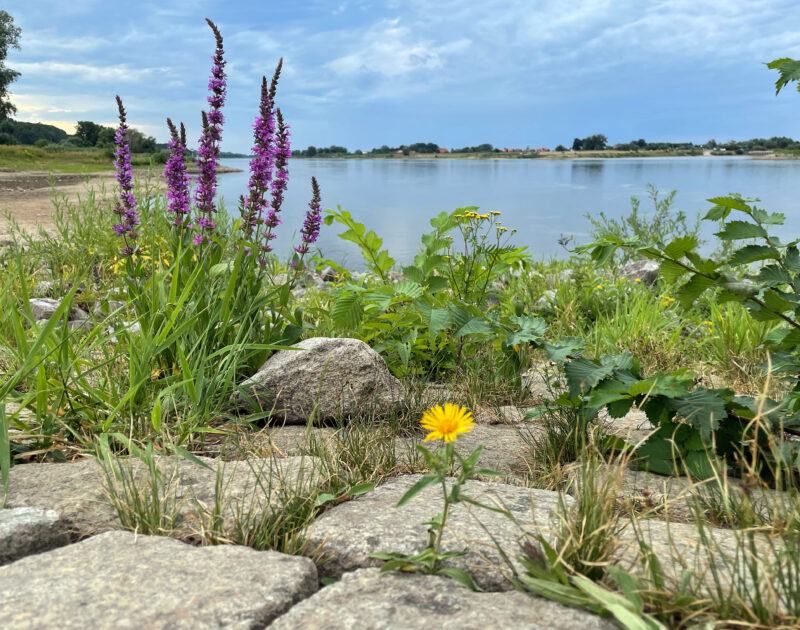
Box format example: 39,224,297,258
0,144,157,173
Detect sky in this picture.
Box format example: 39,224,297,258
3,0,800,153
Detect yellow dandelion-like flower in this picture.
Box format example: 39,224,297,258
421,403,475,443
596,284,603,290
634,278,641,283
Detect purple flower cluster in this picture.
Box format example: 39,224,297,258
259,110,290,262
193,18,227,245
294,177,322,261
164,118,190,227
112,95,138,255
242,62,281,240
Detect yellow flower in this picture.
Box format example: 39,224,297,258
596,284,603,290
490,211,501,215
421,403,475,443
479,213,489,219
634,278,641,283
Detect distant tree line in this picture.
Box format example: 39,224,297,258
0,118,158,152
295,142,504,156
560,134,800,153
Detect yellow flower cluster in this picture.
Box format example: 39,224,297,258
661,296,676,306
702,319,713,334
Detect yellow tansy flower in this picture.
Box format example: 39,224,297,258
421,403,475,443
596,284,603,290
490,211,501,215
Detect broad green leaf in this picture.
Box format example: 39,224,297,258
426,276,449,293
785,246,800,271
331,292,364,329
544,337,585,363
587,379,630,407
671,389,727,440
752,208,786,225
393,280,423,298
454,317,492,338
729,245,781,265
628,374,691,398
428,308,453,341
565,358,613,396
401,266,425,283
714,221,766,241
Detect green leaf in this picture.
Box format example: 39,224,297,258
768,57,800,94
659,260,689,283
428,308,453,342
707,196,752,212
396,474,440,506
401,266,425,283
393,280,423,298
785,246,800,271
757,265,791,287
729,245,780,265
714,220,767,241
436,567,483,591
330,292,364,329
347,482,376,496
544,337,585,363
426,276,449,293
676,273,714,308
454,317,492,338
628,374,691,398
565,358,613,397
752,208,785,225
671,389,727,441
663,236,698,259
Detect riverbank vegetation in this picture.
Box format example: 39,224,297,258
2,21,800,629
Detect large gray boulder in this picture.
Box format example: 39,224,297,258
238,337,405,423
0,530,318,629
0,507,70,565
305,474,571,591
268,568,614,630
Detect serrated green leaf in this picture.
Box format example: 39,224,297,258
544,337,585,363
707,196,752,212
426,276,449,293
714,220,767,241
628,374,691,398
330,292,364,328
428,308,453,341
677,273,714,308
659,260,689,283
757,265,791,287
401,266,425,283
729,245,780,265
752,208,785,225
768,57,800,94
393,280,423,298
663,236,698,259
785,246,800,271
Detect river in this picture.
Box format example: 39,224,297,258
217,156,800,268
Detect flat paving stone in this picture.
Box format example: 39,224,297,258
306,475,571,591
268,568,615,630
0,507,70,565
0,530,318,629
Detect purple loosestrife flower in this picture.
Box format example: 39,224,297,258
164,118,191,227
112,95,138,256
260,109,290,264
193,18,227,245
242,59,282,240
292,177,322,267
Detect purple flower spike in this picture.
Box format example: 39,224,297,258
164,119,191,227
260,108,290,263
293,177,322,266
242,59,282,241
112,95,138,255
193,18,227,245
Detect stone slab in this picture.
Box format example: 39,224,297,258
268,568,615,630
0,530,318,629
0,507,70,565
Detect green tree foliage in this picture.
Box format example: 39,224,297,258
0,10,20,121
76,120,104,147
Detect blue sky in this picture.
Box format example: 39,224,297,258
4,0,800,153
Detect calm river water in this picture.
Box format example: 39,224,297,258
217,156,800,268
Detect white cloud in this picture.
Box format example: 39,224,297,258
13,61,169,83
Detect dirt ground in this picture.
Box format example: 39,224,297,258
0,170,118,239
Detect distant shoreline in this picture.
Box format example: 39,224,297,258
286,150,800,161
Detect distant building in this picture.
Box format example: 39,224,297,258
438,147,449,153
504,148,522,153
395,150,403,154
534,147,550,153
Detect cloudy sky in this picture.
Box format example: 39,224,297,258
4,0,800,153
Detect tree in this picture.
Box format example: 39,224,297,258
0,11,21,121
305,145,317,157
572,137,582,151
76,120,103,146
555,144,567,152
